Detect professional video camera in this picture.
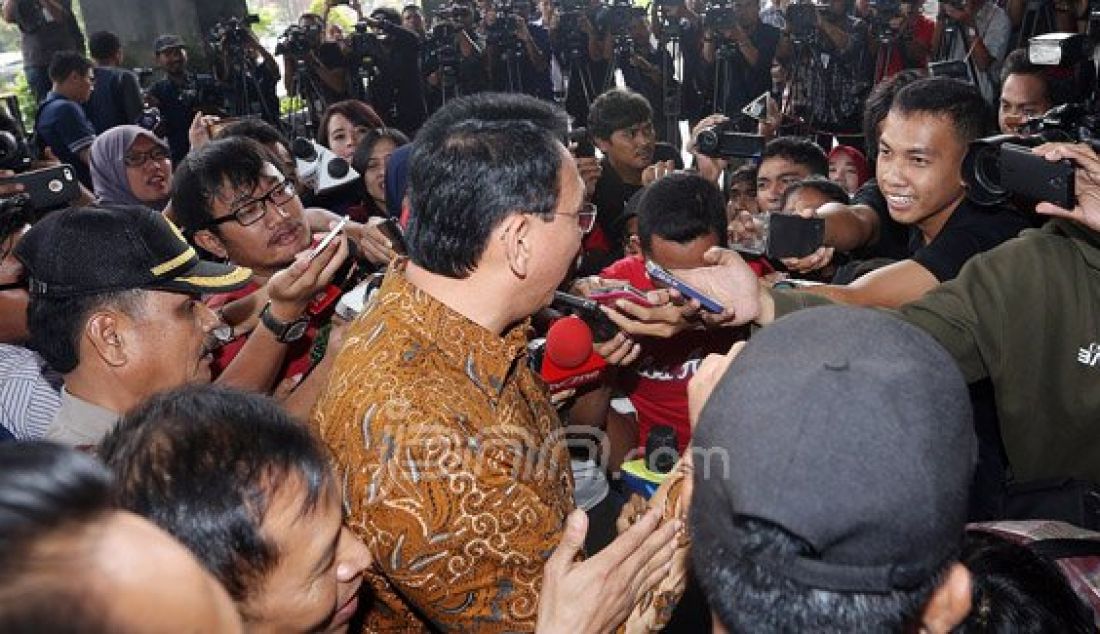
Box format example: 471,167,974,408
209,14,260,52
962,33,1098,208
596,0,639,35
425,9,462,79
787,0,826,43
347,21,384,58
487,0,532,46
868,0,902,41
703,0,738,31
694,121,765,158
274,23,321,57
0,96,31,173
179,73,224,113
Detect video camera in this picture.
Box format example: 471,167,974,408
209,14,260,51
596,0,641,36
868,0,903,41
275,23,321,57
694,121,765,158
487,0,531,46
347,21,384,59
703,0,738,31
0,95,31,174
180,73,224,114
787,0,826,43
962,33,1098,208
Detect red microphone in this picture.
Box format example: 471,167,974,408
539,316,607,393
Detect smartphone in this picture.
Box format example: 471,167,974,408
377,216,408,255
643,260,725,313
551,291,620,342
1000,143,1075,209
569,127,596,159
309,216,348,261
766,214,825,259
589,285,654,308
0,164,79,213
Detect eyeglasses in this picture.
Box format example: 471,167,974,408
124,146,170,168
554,203,597,234
204,180,298,229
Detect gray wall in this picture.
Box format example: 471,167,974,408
80,0,248,70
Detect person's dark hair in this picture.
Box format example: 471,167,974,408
26,289,145,373
405,93,569,277
215,118,291,153
48,51,93,84
694,517,948,632
760,136,828,177
588,88,653,140
729,163,757,188
371,6,402,24
956,531,1095,633
317,100,385,148
402,4,423,15
1000,48,1048,88
637,172,728,252
351,127,411,174
0,442,118,632
88,31,122,62
99,385,335,610
890,78,992,147
779,176,851,210
862,69,923,164
172,136,283,235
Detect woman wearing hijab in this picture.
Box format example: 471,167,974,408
90,125,173,210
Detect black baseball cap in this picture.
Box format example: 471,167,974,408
153,34,186,54
690,306,976,593
17,206,251,298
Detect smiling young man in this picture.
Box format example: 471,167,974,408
783,77,1028,308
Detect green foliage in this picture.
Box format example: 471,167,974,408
0,70,37,131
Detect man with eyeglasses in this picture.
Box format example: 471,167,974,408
34,51,98,189
172,136,350,409
311,93,670,632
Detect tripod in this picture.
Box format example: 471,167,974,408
560,24,598,117
1016,0,1056,48
872,30,899,84
779,39,819,137
286,58,325,139
656,8,684,145
223,47,279,128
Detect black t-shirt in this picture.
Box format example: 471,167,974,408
707,21,781,119
851,178,910,261
909,199,1031,282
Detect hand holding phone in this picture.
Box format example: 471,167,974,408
644,260,725,313
589,284,655,308
309,216,348,261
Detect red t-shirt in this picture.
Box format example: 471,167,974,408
599,256,743,452
205,282,324,384
884,16,934,78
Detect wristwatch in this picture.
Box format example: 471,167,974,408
260,302,309,343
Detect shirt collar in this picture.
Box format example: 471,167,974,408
382,260,531,398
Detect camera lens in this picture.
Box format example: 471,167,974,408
695,127,721,155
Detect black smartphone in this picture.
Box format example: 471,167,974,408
1000,143,1075,209
0,164,80,213
551,291,619,343
569,127,596,159
766,214,826,259
378,217,408,255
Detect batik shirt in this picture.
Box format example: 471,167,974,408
313,261,574,632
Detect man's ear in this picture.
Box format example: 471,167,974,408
498,214,532,280
84,310,129,368
193,229,229,261
594,136,612,155
919,562,972,634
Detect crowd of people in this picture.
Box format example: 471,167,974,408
2,0,1100,630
